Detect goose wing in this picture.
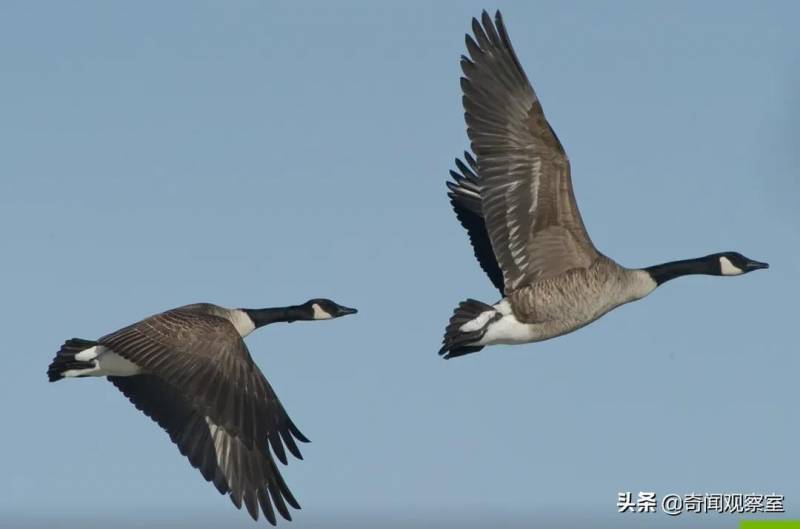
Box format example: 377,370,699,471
447,151,505,294
461,11,597,292
100,307,307,524
108,375,298,524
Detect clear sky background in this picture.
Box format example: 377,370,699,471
1,1,798,528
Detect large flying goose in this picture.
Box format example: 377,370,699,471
439,11,768,358
48,299,357,525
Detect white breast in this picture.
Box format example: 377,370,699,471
227,309,256,337
626,269,658,300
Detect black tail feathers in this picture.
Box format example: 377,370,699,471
47,338,98,382
438,299,498,359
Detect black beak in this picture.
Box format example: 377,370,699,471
335,305,358,317
746,259,769,271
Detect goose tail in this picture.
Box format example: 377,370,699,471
438,299,498,359
47,338,99,382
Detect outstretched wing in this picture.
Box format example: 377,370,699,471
447,151,505,294
109,375,298,524
461,11,597,291
100,307,308,524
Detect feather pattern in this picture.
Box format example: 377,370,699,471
461,11,597,291
109,376,299,524
447,151,505,294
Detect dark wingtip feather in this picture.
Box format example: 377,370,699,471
287,498,301,510
289,421,310,444
280,429,304,461
276,473,301,510
465,150,477,167
244,491,259,521
472,16,483,38
454,158,472,179
269,431,288,465
481,10,493,29
258,488,277,526
230,489,243,510
465,32,482,60
268,481,292,522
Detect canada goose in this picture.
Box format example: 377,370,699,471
47,299,357,525
439,11,768,359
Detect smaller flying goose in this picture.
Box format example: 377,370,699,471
439,11,768,358
48,299,357,525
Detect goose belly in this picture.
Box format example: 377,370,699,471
478,298,618,346
477,313,540,345
483,273,648,345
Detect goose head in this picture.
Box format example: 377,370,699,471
714,252,769,276
303,299,358,320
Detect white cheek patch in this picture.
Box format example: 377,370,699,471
312,303,332,320
719,256,744,276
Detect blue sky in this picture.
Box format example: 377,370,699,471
1,1,798,527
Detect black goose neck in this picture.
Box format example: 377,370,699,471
645,255,718,286
244,305,310,328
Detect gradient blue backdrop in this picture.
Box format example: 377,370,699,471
1,1,797,528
